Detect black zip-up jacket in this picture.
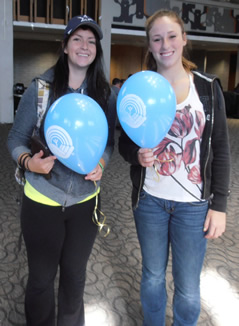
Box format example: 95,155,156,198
118,71,231,212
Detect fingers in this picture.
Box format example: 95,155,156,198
85,164,102,181
33,150,45,158
203,216,210,233
33,150,56,161
204,210,226,239
204,225,225,239
29,151,56,174
138,148,155,167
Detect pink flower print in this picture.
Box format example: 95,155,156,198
168,105,193,138
154,137,172,155
155,146,182,176
194,110,205,138
183,138,198,166
188,165,202,184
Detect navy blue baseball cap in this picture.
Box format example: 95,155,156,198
64,15,103,40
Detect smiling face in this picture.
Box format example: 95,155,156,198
64,27,97,72
148,16,187,72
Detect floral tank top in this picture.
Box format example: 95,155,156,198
143,74,206,202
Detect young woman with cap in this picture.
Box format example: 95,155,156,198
8,15,116,326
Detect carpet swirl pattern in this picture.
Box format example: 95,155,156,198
0,120,238,326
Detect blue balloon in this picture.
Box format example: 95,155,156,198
44,93,108,174
117,71,176,148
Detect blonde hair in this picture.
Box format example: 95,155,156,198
145,9,197,72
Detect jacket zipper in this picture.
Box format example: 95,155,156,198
135,167,144,209
62,175,74,212
202,78,215,198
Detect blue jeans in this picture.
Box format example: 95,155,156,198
133,190,208,326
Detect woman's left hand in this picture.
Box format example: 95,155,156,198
203,209,226,239
85,163,103,181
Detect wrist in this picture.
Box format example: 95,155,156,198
18,152,32,171
25,156,32,171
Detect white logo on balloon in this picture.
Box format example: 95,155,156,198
119,94,146,128
45,126,74,159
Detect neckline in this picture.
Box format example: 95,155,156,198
177,73,193,107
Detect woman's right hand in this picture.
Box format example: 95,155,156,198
28,150,57,174
137,148,155,167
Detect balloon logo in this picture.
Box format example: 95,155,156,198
119,94,146,128
117,71,176,148
45,125,75,159
44,93,108,174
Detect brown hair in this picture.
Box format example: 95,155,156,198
144,9,197,72
52,25,110,111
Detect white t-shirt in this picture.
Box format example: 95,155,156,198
143,74,206,202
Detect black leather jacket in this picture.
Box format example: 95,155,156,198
119,71,231,212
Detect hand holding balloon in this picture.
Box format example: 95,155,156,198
138,148,155,167
85,159,105,181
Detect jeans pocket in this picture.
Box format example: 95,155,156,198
139,189,147,200
133,189,147,212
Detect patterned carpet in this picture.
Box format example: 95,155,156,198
0,120,239,326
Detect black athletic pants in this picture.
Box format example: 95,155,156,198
20,194,98,326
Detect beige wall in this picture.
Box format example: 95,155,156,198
110,44,146,82
206,52,231,91
14,39,60,87
13,39,233,92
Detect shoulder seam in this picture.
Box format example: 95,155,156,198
193,71,216,83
